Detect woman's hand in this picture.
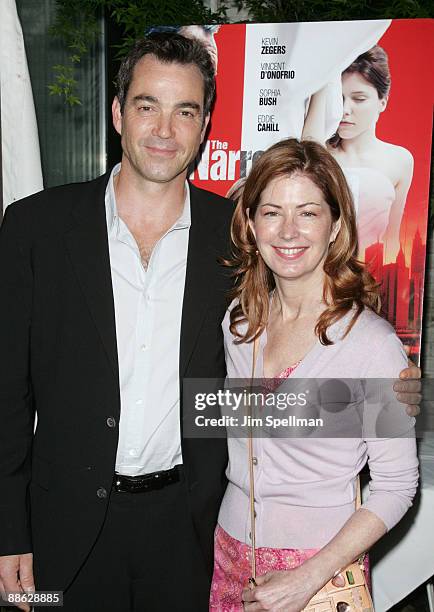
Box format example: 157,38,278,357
241,565,319,612
241,508,391,611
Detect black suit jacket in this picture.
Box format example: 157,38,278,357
0,173,233,590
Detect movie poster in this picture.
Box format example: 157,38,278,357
189,19,434,361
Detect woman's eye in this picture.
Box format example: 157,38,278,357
264,210,278,217
301,211,316,217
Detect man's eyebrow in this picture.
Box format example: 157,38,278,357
132,94,158,104
131,95,201,112
174,101,202,112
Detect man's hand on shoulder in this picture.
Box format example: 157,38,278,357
394,347,422,417
0,553,34,611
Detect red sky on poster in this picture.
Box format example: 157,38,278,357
377,20,434,251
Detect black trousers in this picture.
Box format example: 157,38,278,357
53,474,211,612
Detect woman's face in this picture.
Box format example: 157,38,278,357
338,72,387,140
249,173,340,285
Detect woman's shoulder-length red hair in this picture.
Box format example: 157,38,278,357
225,138,381,344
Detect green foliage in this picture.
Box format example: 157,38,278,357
109,0,228,57
233,0,434,22
50,0,227,105
48,64,82,106
49,0,102,105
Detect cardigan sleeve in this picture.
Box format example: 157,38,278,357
360,332,419,530
362,436,418,530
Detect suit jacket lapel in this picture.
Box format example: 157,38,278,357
180,185,218,378
64,173,119,376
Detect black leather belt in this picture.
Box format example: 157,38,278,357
113,465,181,493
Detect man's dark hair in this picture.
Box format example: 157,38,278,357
116,32,216,118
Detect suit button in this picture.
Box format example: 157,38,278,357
96,487,107,499
106,417,116,428
252,457,258,465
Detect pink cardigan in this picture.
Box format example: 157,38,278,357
218,304,419,549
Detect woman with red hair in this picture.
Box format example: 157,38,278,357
210,138,418,611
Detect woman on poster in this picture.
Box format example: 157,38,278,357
209,138,418,611
302,46,413,262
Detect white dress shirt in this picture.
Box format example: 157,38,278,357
105,164,190,476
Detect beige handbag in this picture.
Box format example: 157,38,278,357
247,338,374,611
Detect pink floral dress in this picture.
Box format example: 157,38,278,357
209,524,320,611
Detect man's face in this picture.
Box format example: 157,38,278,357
112,55,209,185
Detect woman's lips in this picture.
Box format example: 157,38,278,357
273,246,308,260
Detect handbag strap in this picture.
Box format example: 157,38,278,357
248,336,259,580
356,472,362,510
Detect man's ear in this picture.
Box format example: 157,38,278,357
112,97,122,136
200,113,210,143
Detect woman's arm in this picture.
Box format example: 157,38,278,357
301,86,329,144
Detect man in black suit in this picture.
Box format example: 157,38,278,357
0,33,232,611
0,30,422,612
